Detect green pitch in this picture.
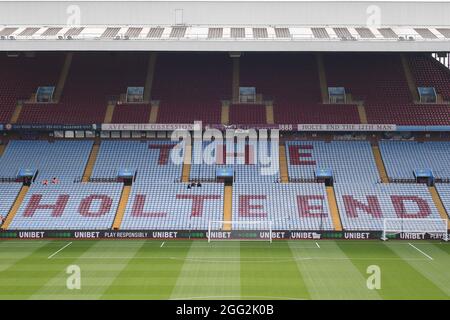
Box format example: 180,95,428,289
0,240,449,300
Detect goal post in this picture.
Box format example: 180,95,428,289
207,220,273,243
381,218,448,241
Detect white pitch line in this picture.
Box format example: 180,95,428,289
315,242,320,248
160,242,165,248
48,242,72,259
408,243,433,261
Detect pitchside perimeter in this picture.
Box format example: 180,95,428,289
0,240,448,300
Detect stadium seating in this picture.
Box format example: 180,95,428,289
189,140,280,183
335,183,443,231
408,54,450,101
285,141,381,183
152,53,231,124
434,183,450,218
121,183,224,230
0,140,93,183
0,183,23,218
229,104,267,124
111,103,152,123
0,53,63,123
18,52,149,124
9,183,123,230
239,53,360,124
91,140,184,183
232,183,334,230
379,141,450,181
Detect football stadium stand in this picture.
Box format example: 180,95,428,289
8,183,123,230
91,140,184,183
0,140,93,183
379,141,450,181
335,183,444,231
285,141,381,183
120,183,224,230
232,183,334,230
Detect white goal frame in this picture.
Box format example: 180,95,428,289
207,220,273,243
381,218,448,241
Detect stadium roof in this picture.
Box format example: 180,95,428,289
0,0,449,52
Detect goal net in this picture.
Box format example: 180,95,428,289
381,218,448,241
207,220,273,243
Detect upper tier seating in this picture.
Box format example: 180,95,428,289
0,53,63,123
229,104,267,124
335,183,443,231
111,103,152,123
190,140,280,183
18,53,149,124
121,183,224,230
379,141,450,181
232,183,334,230
152,53,231,124
91,140,184,183
0,183,23,219
240,53,360,124
9,183,123,230
286,141,380,183
324,53,450,125
408,54,450,101
0,140,93,183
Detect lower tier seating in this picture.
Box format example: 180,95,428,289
379,140,450,181
0,140,93,183
0,183,23,219
334,183,444,231
121,183,224,230
286,140,380,183
9,183,123,230
232,183,334,230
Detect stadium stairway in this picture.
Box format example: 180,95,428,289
357,103,368,124
143,53,157,102
53,52,73,102
279,144,289,183
265,102,274,124
232,56,240,103
428,186,450,229
10,102,23,124
223,185,233,231
1,185,29,230
401,54,420,102
82,140,100,182
0,142,6,156
326,186,343,231
371,145,389,183
112,185,131,230
103,101,115,123
316,53,329,103
149,102,159,123
221,101,230,124
182,143,192,183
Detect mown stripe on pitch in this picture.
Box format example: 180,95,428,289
240,241,310,300
0,240,49,272
29,240,147,299
0,240,97,299
101,240,192,299
387,241,450,296
290,240,380,300
169,241,240,300
336,241,448,299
